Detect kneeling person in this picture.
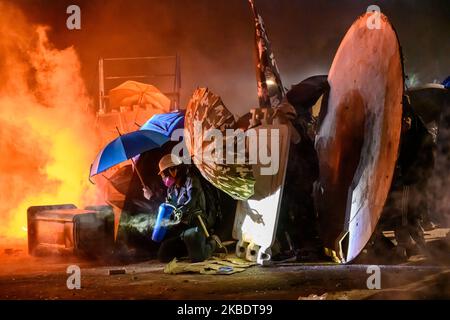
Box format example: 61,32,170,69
155,154,216,262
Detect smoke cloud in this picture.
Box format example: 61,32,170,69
0,2,101,241
10,0,448,115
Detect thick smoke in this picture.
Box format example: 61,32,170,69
430,95,450,227
11,0,447,116
0,2,102,241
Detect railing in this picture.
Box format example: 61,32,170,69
98,55,181,113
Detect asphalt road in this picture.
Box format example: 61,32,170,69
0,229,448,300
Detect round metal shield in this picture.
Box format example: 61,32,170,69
315,13,404,262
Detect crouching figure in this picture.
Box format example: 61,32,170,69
151,154,217,262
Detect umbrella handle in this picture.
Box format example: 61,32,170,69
115,126,147,190
131,157,147,189
88,164,95,185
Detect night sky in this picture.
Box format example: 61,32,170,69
10,0,450,115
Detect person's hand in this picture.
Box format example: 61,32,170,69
171,207,183,223
142,186,153,200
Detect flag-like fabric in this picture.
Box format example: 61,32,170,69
249,0,285,108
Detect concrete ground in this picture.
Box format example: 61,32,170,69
0,228,449,300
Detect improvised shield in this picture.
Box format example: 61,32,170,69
315,13,404,262
184,88,256,200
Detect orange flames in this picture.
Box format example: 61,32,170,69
0,3,103,241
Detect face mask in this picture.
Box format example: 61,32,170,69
163,176,176,188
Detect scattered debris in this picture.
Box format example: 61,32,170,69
298,293,328,300
3,249,22,256
164,255,256,275
108,269,126,275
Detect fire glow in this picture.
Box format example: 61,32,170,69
0,3,103,241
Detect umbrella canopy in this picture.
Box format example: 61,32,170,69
443,76,450,89
90,130,167,177
90,111,184,177
109,80,171,112
407,84,448,124
107,164,134,196
140,111,185,136
184,87,255,200
286,75,329,113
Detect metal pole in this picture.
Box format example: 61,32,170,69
115,127,147,189
103,56,176,61
172,54,178,110
177,54,181,109
98,58,105,114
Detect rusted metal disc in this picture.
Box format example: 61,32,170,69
315,13,403,262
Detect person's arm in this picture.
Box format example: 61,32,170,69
177,176,203,216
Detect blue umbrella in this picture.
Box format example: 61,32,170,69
90,111,184,178
443,76,450,89
140,111,184,136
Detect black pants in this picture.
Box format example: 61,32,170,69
157,221,214,263
384,185,426,249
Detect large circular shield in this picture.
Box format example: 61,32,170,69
315,13,403,262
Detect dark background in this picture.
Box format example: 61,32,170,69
11,0,450,115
